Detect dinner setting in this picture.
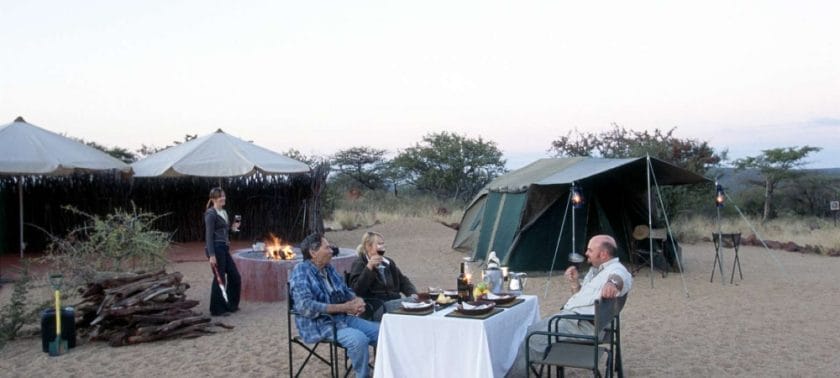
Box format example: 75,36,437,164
373,252,541,377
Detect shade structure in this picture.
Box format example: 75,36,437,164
0,117,130,175
0,116,132,257
131,129,310,177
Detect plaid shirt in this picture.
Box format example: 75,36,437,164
290,260,357,344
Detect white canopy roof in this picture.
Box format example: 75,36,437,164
131,129,310,177
0,117,131,175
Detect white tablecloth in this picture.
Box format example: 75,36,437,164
374,295,540,378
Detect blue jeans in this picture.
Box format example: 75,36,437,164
333,316,379,377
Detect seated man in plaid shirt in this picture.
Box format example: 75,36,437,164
290,233,379,377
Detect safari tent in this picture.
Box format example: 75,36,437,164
452,157,711,271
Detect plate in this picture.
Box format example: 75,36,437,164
443,290,459,297
401,300,434,311
435,296,457,306
455,301,496,316
480,292,517,305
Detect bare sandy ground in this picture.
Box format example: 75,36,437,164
1,217,839,377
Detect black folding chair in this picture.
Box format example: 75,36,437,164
286,282,349,378
526,297,624,377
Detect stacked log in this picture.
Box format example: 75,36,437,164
74,270,233,347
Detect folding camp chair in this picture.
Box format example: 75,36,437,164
286,282,350,378
525,297,624,377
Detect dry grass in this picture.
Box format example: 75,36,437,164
326,192,464,231
673,214,840,252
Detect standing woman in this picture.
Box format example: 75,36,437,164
205,187,242,316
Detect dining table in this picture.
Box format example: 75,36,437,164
373,295,540,377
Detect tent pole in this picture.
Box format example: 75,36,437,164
543,192,571,299
650,165,692,298
727,194,788,278
647,155,654,288
571,185,576,262
19,178,24,259
716,197,726,286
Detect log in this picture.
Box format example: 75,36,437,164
94,269,165,288
158,316,210,334
77,270,231,347
105,272,182,298
143,287,177,302
107,299,200,317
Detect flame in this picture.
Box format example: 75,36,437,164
265,233,296,260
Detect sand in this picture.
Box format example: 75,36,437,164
1,217,839,377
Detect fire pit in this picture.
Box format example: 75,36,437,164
232,237,357,302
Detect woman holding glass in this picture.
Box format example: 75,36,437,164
347,231,417,321
204,187,242,316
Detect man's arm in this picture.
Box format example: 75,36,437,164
565,266,581,294
600,274,624,298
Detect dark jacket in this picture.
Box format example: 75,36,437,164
204,207,230,258
348,254,417,301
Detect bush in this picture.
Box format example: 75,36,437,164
0,262,46,349
39,204,172,290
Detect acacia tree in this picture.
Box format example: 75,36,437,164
549,124,726,215
392,132,506,201
550,124,723,173
331,146,388,190
734,146,822,223
136,134,198,158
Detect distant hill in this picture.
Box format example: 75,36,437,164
708,167,840,193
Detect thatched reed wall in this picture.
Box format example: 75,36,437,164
0,172,322,254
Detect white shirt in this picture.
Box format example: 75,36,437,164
562,257,632,315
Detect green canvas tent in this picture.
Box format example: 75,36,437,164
452,157,711,271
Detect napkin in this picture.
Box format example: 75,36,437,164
461,302,490,310
487,251,500,269
485,292,509,300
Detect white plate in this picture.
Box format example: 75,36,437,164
402,300,433,310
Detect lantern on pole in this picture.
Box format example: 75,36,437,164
568,184,585,266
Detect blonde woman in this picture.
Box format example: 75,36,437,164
347,231,417,321
204,187,242,317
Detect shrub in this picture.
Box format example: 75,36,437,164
39,204,172,290
0,262,46,349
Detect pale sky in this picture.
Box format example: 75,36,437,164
2,0,839,169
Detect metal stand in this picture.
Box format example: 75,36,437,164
711,232,742,284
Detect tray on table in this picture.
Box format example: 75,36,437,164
445,307,503,320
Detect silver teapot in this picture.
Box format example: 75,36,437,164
509,272,528,292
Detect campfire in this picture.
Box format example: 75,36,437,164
264,233,296,260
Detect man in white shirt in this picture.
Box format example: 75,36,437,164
506,234,632,377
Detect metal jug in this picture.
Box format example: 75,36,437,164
482,267,504,294
509,272,528,292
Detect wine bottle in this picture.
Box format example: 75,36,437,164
457,261,469,303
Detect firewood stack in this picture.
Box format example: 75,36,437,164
74,270,233,347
